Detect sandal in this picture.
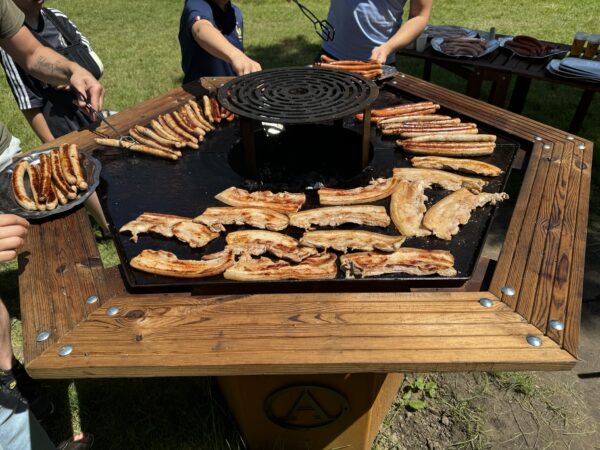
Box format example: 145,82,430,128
57,432,94,450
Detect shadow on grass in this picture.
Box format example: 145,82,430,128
247,35,321,69
44,377,245,450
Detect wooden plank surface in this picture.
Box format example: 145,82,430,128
20,207,113,364
18,73,588,377
25,292,574,378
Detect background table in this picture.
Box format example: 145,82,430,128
18,74,592,449
401,40,599,133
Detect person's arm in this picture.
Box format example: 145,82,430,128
0,26,105,117
22,109,54,143
191,19,261,75
370,0,432,64
0,214,28,262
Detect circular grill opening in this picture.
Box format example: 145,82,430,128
217,67,379,124
228,125,374,188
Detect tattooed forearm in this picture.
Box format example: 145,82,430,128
30,51,72,85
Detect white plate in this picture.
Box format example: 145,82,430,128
431,37,500,59
547,59,600,82
0,149,101,220
499,37,566,60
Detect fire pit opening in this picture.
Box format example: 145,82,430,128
228,124,374,186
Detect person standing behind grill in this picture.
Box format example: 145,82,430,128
179,0,261,84
320,0,432,64
0,0,104,141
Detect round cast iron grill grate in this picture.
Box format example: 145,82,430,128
217,67,379,124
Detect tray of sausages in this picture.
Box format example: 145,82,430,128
431,36,500,58
313,55,398,80
499,35,565,59
0,145,101,220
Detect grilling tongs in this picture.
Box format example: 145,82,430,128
290,0,335,42
74,89,137,145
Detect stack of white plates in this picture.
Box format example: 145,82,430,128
547,57,600,83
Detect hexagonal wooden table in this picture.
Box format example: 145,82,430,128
18,74,591,449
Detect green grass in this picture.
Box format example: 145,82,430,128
0,1,599,448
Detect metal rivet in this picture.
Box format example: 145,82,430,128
58,345,73,357
106,306,119,316
400,74,406,78
534,136,543,141
543,144,551,150
549,320,564,331
577,144,585,150
479,298,494,308
566,135,575,141
36,331,50,342
86,295,98,305
501,286,516,296
526,335,542,347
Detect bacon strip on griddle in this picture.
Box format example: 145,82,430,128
119,213,193,242
224,253,338,281
193,207,289,232
423,188,509,240
393,167,487,193
411,156,502,177
318,177,400,205
340,248,457,278
130,249,233,278
225,230,318,262
288,206,391,230
300,230,405,253
390,179,431,237
172,221,219,248
215,187,306,213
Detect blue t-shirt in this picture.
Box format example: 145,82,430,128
322,0,406,63
179,0,243,84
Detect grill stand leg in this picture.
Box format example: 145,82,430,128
362,108,372,169
240,117,257,178
218,372,403,450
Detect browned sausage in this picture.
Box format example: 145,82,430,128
68,144,88,190
50,150,77,199
136,125,184,148
128,143,180,160
26,163,45,211
38,153,51,203
58,144,77,186
11,160,37,211
129,128,182,157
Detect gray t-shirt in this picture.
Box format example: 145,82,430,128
0,0,23,155
0,0,25,39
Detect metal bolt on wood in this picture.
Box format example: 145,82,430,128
543,144,551,150
566,135,575,140
577,144,586,150
549,320,564,331
58,345,73,357
479,298,494,308
501,286,516,296
534,136,543,141
36,331,50,342
106,306,119,316
526,335,542,347
86,295,98,304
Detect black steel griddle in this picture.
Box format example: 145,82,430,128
94,80,519,294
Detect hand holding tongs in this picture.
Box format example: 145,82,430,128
290,0,335,42
74,90,136,145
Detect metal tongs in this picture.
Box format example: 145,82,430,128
75,90,137,145
291,0,335,42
